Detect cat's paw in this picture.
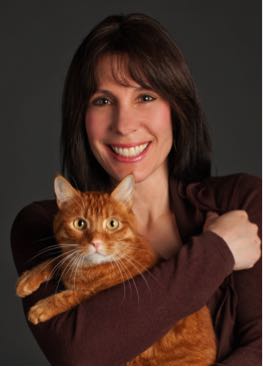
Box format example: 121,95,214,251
16,271,36,297
28,300,54,324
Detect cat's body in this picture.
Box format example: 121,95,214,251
16,175,217,365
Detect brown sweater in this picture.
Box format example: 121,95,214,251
11,173,261,365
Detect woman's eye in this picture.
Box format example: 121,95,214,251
106,218,120,231
92,97,112,106
73,218,88,231
139,94,156,103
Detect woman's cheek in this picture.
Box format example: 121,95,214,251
85,110,111,141
155,104,172,129
85,113,100,141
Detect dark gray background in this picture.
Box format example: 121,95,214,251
1,0,261,365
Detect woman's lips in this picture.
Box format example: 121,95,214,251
107,142,151,162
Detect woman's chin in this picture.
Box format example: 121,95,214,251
108,167,149,184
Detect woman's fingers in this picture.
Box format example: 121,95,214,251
204,210,261,271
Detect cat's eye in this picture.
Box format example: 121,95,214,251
106,218,120,231
73,218,88,231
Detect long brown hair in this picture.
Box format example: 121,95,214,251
61,13,211,191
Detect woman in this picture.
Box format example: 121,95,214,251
11,13,261,365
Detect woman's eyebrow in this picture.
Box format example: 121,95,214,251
93,89,115,96
93,86,153,95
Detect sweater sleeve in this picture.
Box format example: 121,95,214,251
217,174,262,366
11,202,234,366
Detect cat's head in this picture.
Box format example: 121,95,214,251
53,175,142,266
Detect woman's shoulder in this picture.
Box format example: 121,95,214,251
202,172,261,198
11,199,58,241
177,173,261,212
12,199,58,229
11,200,58,274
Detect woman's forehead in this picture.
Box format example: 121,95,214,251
94,53,149,89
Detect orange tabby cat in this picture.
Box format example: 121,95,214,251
16,175,216,365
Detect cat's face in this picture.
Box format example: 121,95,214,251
54,175,138,266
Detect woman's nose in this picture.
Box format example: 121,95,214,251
111,105,138,135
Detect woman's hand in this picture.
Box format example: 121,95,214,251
204,210,261,271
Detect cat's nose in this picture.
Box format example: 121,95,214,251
90,240,103,251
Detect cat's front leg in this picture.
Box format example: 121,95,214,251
16,260,54,297
28,289,86,324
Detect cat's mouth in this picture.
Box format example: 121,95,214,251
79,243,114,265
83,251,114,265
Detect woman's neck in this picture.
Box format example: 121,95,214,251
132,165,171,231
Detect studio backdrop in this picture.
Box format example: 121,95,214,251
0,0,261,365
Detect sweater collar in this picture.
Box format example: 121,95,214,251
169,177,205,243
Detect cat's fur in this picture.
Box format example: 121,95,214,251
16,175,217,365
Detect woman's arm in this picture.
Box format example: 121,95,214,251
217,174,261,365
11,202,234,366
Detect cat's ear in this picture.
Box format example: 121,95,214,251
111,175,135,209
54,175,79,208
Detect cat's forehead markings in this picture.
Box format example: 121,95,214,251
82,192,113,216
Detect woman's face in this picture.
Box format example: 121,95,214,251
85,55,173,183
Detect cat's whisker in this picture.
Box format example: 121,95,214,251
111,259,126,304
71,255,80,291
120,256,152,296
26,246,61,264
117,259,139,302
141,268,163,289
50,252,77,282
78,254,86,288
122,247,162,289
30,251,76,280
55,265,69,292
54,250,82,293
126,256,152,291
34,234,56,243
22,251,77,294
113,258,135,302
58,250,81,277
79,253,86,284
130,256,163,289
72,253,83,291
59,252,79,282
67,251,83,291
26,243,78,264
114,257,134,295
75,253,86,290
52,250,76,266
115,257,140,304
51,250,80,287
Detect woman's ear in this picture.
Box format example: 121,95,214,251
54,175,79,208
110,175,135,209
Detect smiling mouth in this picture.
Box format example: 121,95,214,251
109,143,149,157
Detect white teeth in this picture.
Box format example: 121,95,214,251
111,143,148,157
